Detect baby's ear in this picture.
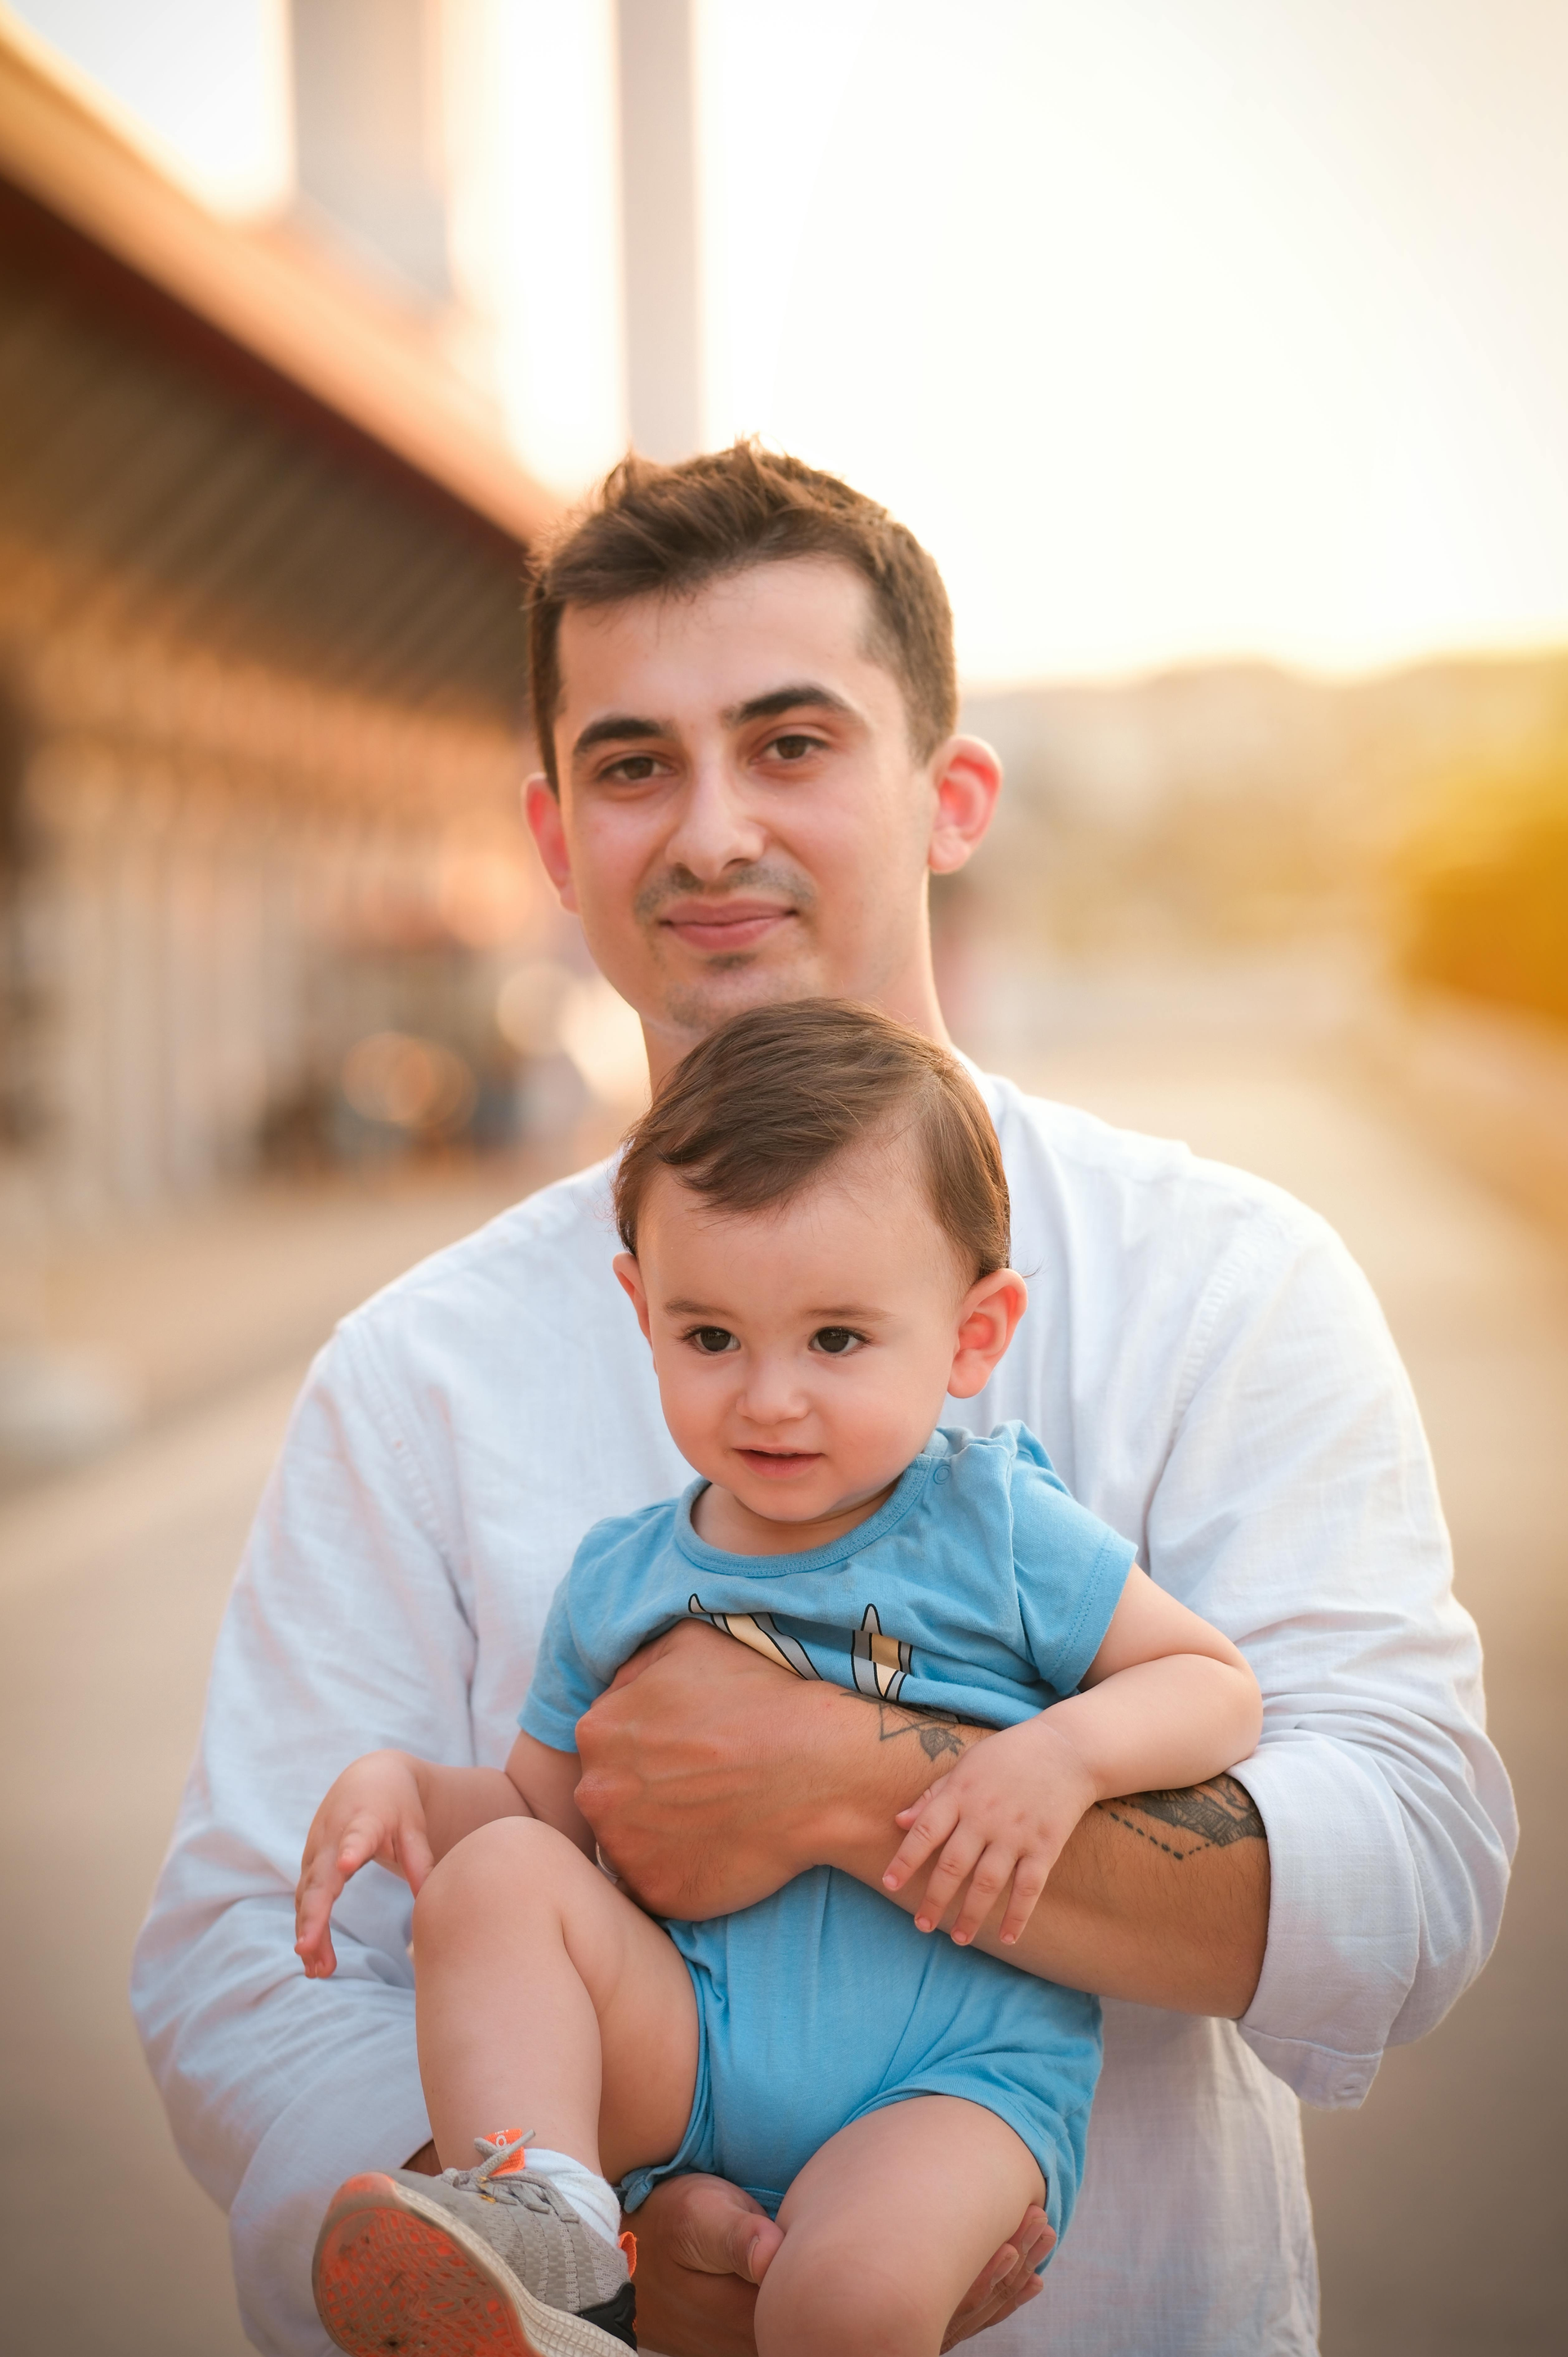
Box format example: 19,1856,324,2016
947,1268,1027,1398
613,1251,654,1343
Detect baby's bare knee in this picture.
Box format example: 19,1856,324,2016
413,1816,585,1950
757,2244,940,2357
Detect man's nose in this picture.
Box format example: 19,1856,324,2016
662,756,766,880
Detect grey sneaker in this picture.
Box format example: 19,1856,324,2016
313,2134,637,2355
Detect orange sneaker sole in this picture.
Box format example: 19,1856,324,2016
312,2174,631,2357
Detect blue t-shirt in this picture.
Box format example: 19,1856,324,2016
522,1420,1137,1753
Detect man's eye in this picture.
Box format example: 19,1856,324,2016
688,1326,737,1355
602,755,662,783
812,1327,862,1356
769,733,819,763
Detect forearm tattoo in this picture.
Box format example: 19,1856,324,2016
844,1689,1266,1856
1098,1773,1266,1861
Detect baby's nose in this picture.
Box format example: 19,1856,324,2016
737,1366,810,1423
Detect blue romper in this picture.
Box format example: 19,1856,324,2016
519,1422,1137,2253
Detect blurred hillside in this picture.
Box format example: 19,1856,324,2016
962,652,1568,965
1399,752,1568,1027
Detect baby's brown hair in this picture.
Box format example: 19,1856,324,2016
613,1000,1010,1280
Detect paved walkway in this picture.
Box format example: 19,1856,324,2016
19,1113,623,1454
1,1048,1561,2353
2,1366,307,2356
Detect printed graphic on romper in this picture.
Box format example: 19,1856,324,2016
687,1597,914,1700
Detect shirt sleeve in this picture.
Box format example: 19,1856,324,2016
1151,1199,1517,2110
128,1317,477,2357
518,1563,604,1753
1007,1437,1138,1698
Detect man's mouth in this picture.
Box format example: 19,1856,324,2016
657,899,795,955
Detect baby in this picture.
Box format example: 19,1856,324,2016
295,999,1263,2357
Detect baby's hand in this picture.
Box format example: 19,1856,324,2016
881,1716,1097,1949
294,1750,434,1978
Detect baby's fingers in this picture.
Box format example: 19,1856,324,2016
332,1813,389,1879
948,1842,1021,1947
393,1820,436,1897
293,1812,384,1976
911,1820,987,1933
293,1867,343,1977
294,1917,340,1979
883,1784,963,1893
997,1853,1053,1948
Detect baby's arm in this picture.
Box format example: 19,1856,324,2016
294,1731,588,1976
881,1568,1263,1949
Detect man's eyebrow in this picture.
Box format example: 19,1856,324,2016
572,712,668,760
573,684,858,764
721,683,859,728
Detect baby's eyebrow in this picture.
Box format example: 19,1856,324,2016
662,1299,890,1321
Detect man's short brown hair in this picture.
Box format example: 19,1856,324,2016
527,442,958,788
613,999,1009,1281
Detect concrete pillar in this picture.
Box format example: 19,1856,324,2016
289,0,452,303
42,752,118,1223
105,799,167,1211
616,0,703,461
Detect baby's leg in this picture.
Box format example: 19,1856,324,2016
412,1814,698,2183
755,2096,1045,2357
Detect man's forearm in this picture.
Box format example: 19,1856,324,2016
575,1625,1269,2016
818,1695,1270,2017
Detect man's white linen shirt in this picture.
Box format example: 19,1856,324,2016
131,1072,1514,2357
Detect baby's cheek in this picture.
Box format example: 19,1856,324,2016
654,1378,715,1466
843,1392,933,1486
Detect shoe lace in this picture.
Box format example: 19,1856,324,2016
470,2131,533,2187
458,2131,577,2217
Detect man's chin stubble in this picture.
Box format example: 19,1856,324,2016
662,954,821,1039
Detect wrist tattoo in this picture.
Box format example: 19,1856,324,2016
1098,1773,1265,1861
849,1693,982,1763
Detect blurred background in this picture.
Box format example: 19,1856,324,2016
0,3,1564,2351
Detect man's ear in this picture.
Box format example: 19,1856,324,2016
613,1251,653,1344
947,1268,1027,1398
524,773,579,912
928,736,1002,877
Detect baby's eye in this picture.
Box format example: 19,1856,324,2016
811,1326,863,1357
688,1326,737,1355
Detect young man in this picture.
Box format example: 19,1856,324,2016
132,445,1514,2357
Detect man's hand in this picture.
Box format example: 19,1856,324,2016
626,2176,780,2357
294,1750,434,1977
574,1621,868,1918
628,2172,1052,2357
942,2205,1054,2350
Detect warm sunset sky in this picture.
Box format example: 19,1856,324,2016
16,0,1568,684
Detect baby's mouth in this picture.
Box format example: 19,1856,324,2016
736,1448,821,1477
